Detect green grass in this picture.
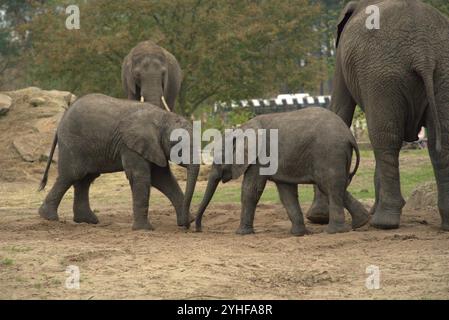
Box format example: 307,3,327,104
1,258,14,266
3,246,32,253
193,149,435,205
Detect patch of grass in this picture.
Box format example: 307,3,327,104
1,258,14,266
32,283,42,290
4,246,32,253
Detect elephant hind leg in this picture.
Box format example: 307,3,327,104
276,183,308,236
39,176,73,221
121,149,153,231
365,98,406,229
344,192,370,229
73,173,100,224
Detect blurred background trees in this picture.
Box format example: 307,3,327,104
0,0,448,119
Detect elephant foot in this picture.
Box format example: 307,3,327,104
236,225,255,235
371,210,401,230
38,203,59,221
351,211,371,230
306,206,329,225
326,222,351,234
440,211,449,231
132,221,154,231
74,210,99,224
291,225,310,237
177,215,194,228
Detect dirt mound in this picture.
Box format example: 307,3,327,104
0,87,74,182
405,182,438,211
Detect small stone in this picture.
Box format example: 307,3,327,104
0,93,12,116
30,97,46,107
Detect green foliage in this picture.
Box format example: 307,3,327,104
1,257,14,266
424,0,449,15
203,108,254,132
2,0,448,115
22,0,323,116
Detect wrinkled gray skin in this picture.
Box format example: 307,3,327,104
195,108,370,236
308,0,449,231
122,41,182,111
38,94,199,230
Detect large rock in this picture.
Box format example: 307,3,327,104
0,93,12,116
405,182,437,211
12,133,55,162
0,87,74,180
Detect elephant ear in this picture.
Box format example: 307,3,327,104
225,121,262,180
122,53,136,96
336,1,358,48
163,49,182,109
119,109,167,167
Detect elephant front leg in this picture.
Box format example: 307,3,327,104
276,183,309,236
371,148,405,229
151,166,187,226
306,185,329,224
130,179,153,231
236,166,267,235
122,150,153,231
344,192,370,229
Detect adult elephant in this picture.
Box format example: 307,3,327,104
307,0,449,231
122,41,182,111
38,94,199,230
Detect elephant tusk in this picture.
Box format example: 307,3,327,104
140,96,145,103
161,96,171,112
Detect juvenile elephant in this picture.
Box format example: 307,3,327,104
307,0,449,231
38,94,199,230
122,41,182,111
195,108,370,236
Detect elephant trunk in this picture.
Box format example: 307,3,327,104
141,77,163,109
181,164,200,228
195,167,221,232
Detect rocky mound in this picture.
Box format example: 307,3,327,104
405,182,438,211
0,87,74,182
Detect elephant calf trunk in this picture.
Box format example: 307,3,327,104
195,171,220,232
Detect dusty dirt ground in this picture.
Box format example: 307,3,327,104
1,173,448,300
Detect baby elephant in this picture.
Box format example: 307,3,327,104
38,94,199,230
195,107,370,236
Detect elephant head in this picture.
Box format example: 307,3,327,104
195,121,262,231
120,108,200,227
122,43,173,111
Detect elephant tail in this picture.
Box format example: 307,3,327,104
420,70,442,153
38,133,58,191
348,137,360,185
